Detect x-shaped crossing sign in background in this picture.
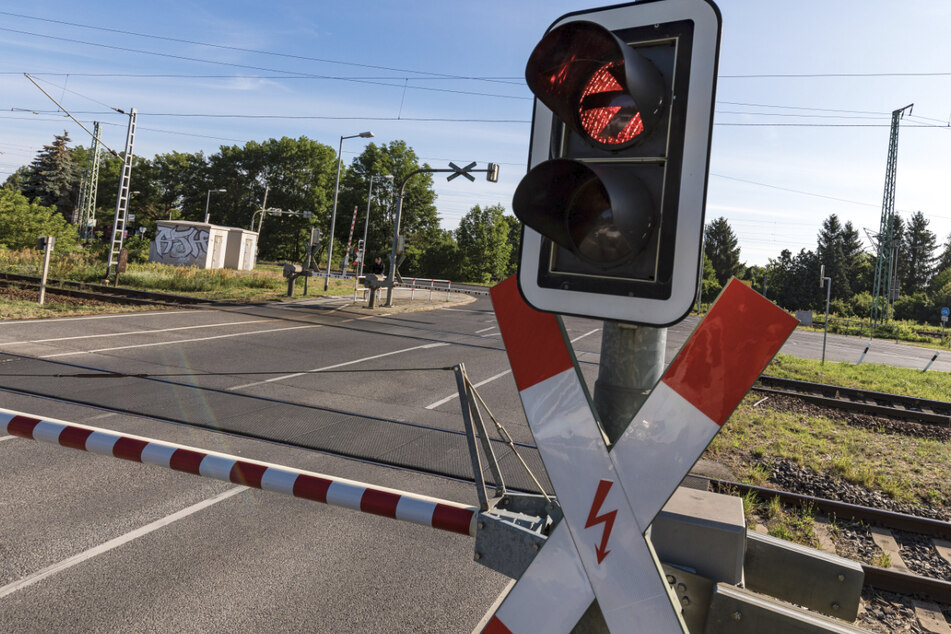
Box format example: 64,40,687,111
481,278,798,633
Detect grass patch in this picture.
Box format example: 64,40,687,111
743,494,818,548
116,264,364,301
765,353,951,402
0,288,157,319
705,400,951,509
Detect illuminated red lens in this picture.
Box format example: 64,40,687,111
578,61,645,146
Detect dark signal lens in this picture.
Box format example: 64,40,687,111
513,159,656,269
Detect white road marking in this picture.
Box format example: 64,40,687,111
425,370,512,410
0,310,212,326
569,328,601,344
423,328,601,410
2,319,273,346
0,435,14,443
0,486,246,599
475,326,497,334
39,325,320,359
229,342,450,390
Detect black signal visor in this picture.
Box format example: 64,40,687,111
526,20,666,151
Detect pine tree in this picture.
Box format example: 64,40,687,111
937,232,951,275
899,211,937,293
703,216,742,286
817,214,851,299
21,131,78,223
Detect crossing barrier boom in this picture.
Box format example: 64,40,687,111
0,409,477,537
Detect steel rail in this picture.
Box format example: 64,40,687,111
0,272,207,306
860,565,951,604
755,374,951,426
704,477,951,539
7,393,951,605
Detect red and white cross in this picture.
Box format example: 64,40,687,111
481,277,798,633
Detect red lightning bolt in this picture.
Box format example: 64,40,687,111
584,479,617,564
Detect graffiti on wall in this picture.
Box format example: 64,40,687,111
151,225,208,265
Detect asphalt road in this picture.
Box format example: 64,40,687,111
0,292,947,632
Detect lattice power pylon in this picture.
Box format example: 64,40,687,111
76,122,102,241
106,108,137,281
870,104,913,324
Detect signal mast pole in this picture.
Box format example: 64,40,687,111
870,104,912,324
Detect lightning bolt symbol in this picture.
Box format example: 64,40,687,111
584,479,617,564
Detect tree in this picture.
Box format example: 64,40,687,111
938,232,951,275
207,136,337,261
775,249,821,311
414,228,461,280
3,166,31,191
765,249,793,303
502,215,521,277
21,131,79,223
704,217,742,286
0,189,78,251
816,214,868,299
816,214,849,297
150,151,210,224
455,204,512,284
898,211,937,294
337,140,438,273
699,251,721,305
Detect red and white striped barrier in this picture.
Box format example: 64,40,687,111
0,409,477,537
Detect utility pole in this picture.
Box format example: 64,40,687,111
105,108,137,283
820,264,832,365
870,104,912,324
76,122,102,240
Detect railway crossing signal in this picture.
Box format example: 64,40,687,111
514,0,721,325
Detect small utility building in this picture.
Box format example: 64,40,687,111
149,221,258,270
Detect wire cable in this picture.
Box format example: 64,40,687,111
0,10,523,85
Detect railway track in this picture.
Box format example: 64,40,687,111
755,374,951,426
0,272,208,306
3,374,951,630
705,475,951,614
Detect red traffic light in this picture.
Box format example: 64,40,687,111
513,159,654,268
526,21,666,151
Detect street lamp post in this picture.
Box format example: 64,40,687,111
358,174,392,278
204,188,227,224
325,131,373,291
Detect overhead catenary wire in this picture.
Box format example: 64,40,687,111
0,10,523,86
0,26,530,100
22,73,121,156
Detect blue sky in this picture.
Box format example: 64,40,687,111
2,1,950,267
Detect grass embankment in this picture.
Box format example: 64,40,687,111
0,248,360,319
705,353,951,549
766,353,951,401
